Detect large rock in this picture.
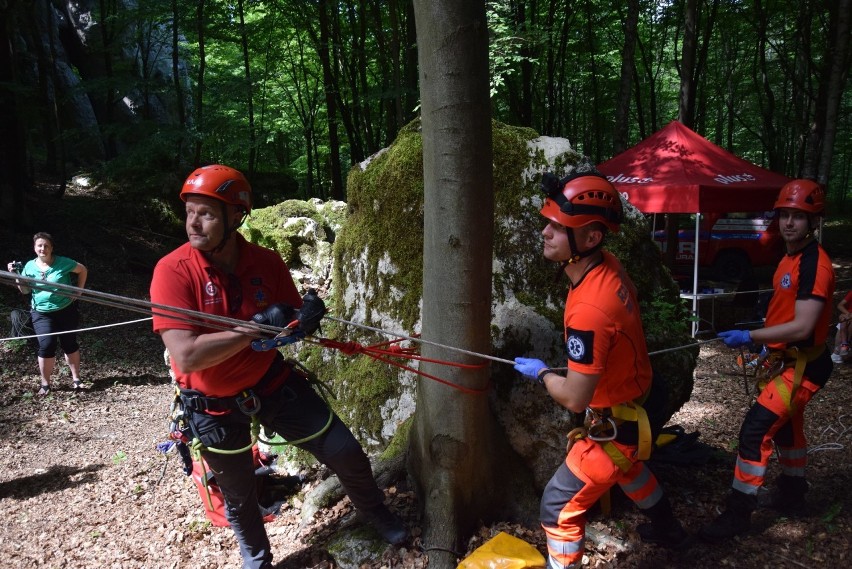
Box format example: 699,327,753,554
246,120,697,489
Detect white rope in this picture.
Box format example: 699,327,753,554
0,269,722,365
0,316,152,343
808,414,850,454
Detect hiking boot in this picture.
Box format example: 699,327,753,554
360,504,407,545
699,508,751,541
767,475,808,517
699,490,754,542
637,495,691,549
637,518,691,549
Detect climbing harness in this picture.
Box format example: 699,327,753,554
754,345,825,413
564,397,653,473
165,357,337,513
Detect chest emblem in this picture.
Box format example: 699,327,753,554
205,281,219,296
780,273,792,289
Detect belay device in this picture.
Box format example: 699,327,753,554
251,288,327,351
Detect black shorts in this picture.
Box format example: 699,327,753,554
31,302,80,358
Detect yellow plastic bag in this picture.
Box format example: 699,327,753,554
456,531,546,569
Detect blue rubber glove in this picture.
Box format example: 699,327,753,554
718,329,752,348
514,357,549,383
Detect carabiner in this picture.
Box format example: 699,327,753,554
587,416,618,442
236,390,261,416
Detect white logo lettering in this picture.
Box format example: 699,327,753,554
606,173,654,184
713,173,757,185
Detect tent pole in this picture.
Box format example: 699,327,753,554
692,213,700,337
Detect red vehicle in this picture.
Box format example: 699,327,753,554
653,211,782,282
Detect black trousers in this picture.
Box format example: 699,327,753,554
187,370,384,569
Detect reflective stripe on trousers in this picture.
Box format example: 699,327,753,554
540,438,662,568
733,368,818,495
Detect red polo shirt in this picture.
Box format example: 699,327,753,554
150,234,302,396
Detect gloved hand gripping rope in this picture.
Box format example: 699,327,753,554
250,288,327,351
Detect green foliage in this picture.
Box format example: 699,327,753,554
487,1,534,98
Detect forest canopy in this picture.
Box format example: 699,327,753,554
0,0,849,220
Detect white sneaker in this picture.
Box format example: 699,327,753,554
832,352,844,364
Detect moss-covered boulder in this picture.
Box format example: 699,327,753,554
241,198,347,293
247,119,697,488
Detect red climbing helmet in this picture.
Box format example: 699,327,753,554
180,165,252,214
540,171,623,232
773,179,825,215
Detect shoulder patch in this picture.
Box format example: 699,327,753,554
566,327,594,364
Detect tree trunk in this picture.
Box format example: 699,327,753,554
754,0,783,172
236,0,256,175
813,0,850,185
410,2,530,565
0,0,32,230
614,0,639,154
172,0,186,165
318,0,344,200
677,0,697,129
193,0,206,167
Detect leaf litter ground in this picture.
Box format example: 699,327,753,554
1,187,850,568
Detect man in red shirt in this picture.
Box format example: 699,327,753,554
702,179,835,541
514,171,688,568
150,165,404,568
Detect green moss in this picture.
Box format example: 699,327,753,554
333,123,425,330
379,416,413,462
289,337,401,446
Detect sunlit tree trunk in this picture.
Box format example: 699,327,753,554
410,1,532,566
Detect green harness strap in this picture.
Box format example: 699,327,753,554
187,360,336,510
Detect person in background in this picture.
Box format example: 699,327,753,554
703,179,835,540
7,232,88,395
150,165,405,569
513,171,688,569
831,289,851,363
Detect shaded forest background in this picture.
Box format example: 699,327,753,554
0,0,849,231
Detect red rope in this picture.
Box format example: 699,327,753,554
317,337,489,395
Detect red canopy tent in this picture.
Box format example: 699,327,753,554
597,120,790,213
597,120,791,335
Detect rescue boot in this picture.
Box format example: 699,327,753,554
768,475,808,517
699,489,756,542
359,503,407,545
636,496,691,549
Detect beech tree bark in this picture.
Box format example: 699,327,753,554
409,2,536,566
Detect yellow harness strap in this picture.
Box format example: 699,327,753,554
759,346,824,413
564,393,652,516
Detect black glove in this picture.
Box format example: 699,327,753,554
296,289,327,336
251,303,297,329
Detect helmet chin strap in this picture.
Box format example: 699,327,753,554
555,227,604,280
212,206,246,254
